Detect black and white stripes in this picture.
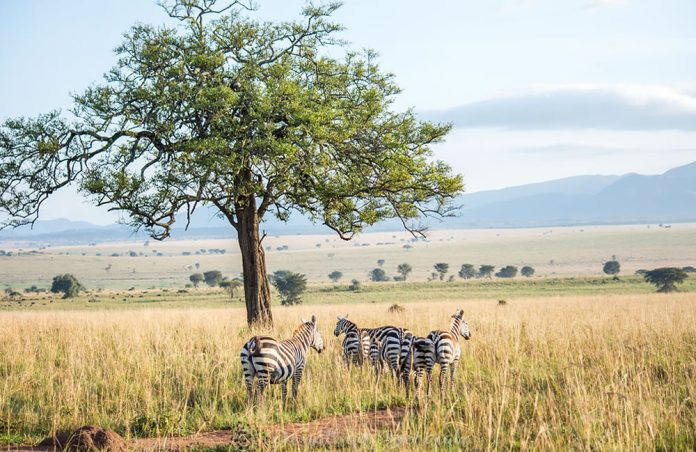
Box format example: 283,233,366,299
240,315,324,404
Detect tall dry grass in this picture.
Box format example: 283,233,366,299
1,293,694,449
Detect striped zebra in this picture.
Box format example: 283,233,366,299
364,326,408,380
400,333,436,398
334,316,367,368
427,309,470,398
240,315,324,405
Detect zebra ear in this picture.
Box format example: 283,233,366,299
311,314,317,324
302,318,308,324
459,309,464,316
345,314,348,318
337,315,342,320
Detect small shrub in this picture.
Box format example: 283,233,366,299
388,303,405,313
521,266,535,277
370,268,389,282
349,279,361,292
50,274,83,299
498,299,507,306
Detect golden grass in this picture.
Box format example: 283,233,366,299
1,293,695,449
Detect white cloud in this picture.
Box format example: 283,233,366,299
422,84,696,130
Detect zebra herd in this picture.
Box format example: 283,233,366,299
240,310,470,404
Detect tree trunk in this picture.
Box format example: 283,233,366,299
237,196,273,328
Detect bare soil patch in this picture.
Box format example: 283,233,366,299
10,407,406,451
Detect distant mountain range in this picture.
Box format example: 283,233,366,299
1,161,695,244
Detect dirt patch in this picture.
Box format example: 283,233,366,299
35,425,127,451
10,407,406,451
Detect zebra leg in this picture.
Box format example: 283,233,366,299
245,376,255,405
402,366,411,397
439,363,449,399
257,371,270,403
426,367,433,399
414,369,424,399
450,359,459,391
291,367,304,401
281,380,288,407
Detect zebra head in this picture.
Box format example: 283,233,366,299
304,315,325,353
452,309,471,340
334,315,350,336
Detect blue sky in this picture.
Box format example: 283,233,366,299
1,0,695,224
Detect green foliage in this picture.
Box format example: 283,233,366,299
496,265,518,278
478,265,495,278
328,271,343,283
219,278,243,298
603,260,621,276
458,264,476,279
397,263,413,281
348,279,361,292
203,270,223,287
377,259,385,267
433,263,449,280
271,270,307,305
189,273,204,287
643,267,688,293
0,1,463,240
50,274,83,298
370,268,389,282
521,266,535,277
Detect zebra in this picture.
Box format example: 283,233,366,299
427,309,470,398
240,315,324,405
334,315,367,368
400,333,436,398
363,326,409,380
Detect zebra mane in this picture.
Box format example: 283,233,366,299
292,321,313,337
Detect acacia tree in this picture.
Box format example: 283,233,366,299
0,0,462,326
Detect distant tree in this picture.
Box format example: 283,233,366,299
189,273,204,287
271,270,307,306
328,271,343,283
682,266,696,274
397,263,413,281
203,270,223,287
220,278,243,299
643,267,688,293
377,259,386,267
478,265,495,279
370,268,389,282
603,258,621,278
433,263,449,280
458,264,476,279
50,274,83,298
495,265,518,278
349,279,361,292
195,262,200,269
520,266,535,277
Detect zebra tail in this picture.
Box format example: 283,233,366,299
249,336,262,357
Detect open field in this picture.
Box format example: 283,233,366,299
1,293,695,450
1,223,695,290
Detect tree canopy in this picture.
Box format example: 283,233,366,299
0,0,463,326
643,267,688,293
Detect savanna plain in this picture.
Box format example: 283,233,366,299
1,224,695,450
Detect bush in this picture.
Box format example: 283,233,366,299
50,274,83,298
349,279,361,292
682,266,696,274
495,265,518,278
220,279,243,299
458,264,476,279
397,263,412,281
189,273,204,287
520,266,535,277
370,268,389,282
603,259,621,276
643,267,688,293
203,270,223,287
433,263,449,280
478,265,495,278
328,271,343,283
271,270,307,305
388,304,405,314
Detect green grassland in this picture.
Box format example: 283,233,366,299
2,275,694,312
1,223,695,291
